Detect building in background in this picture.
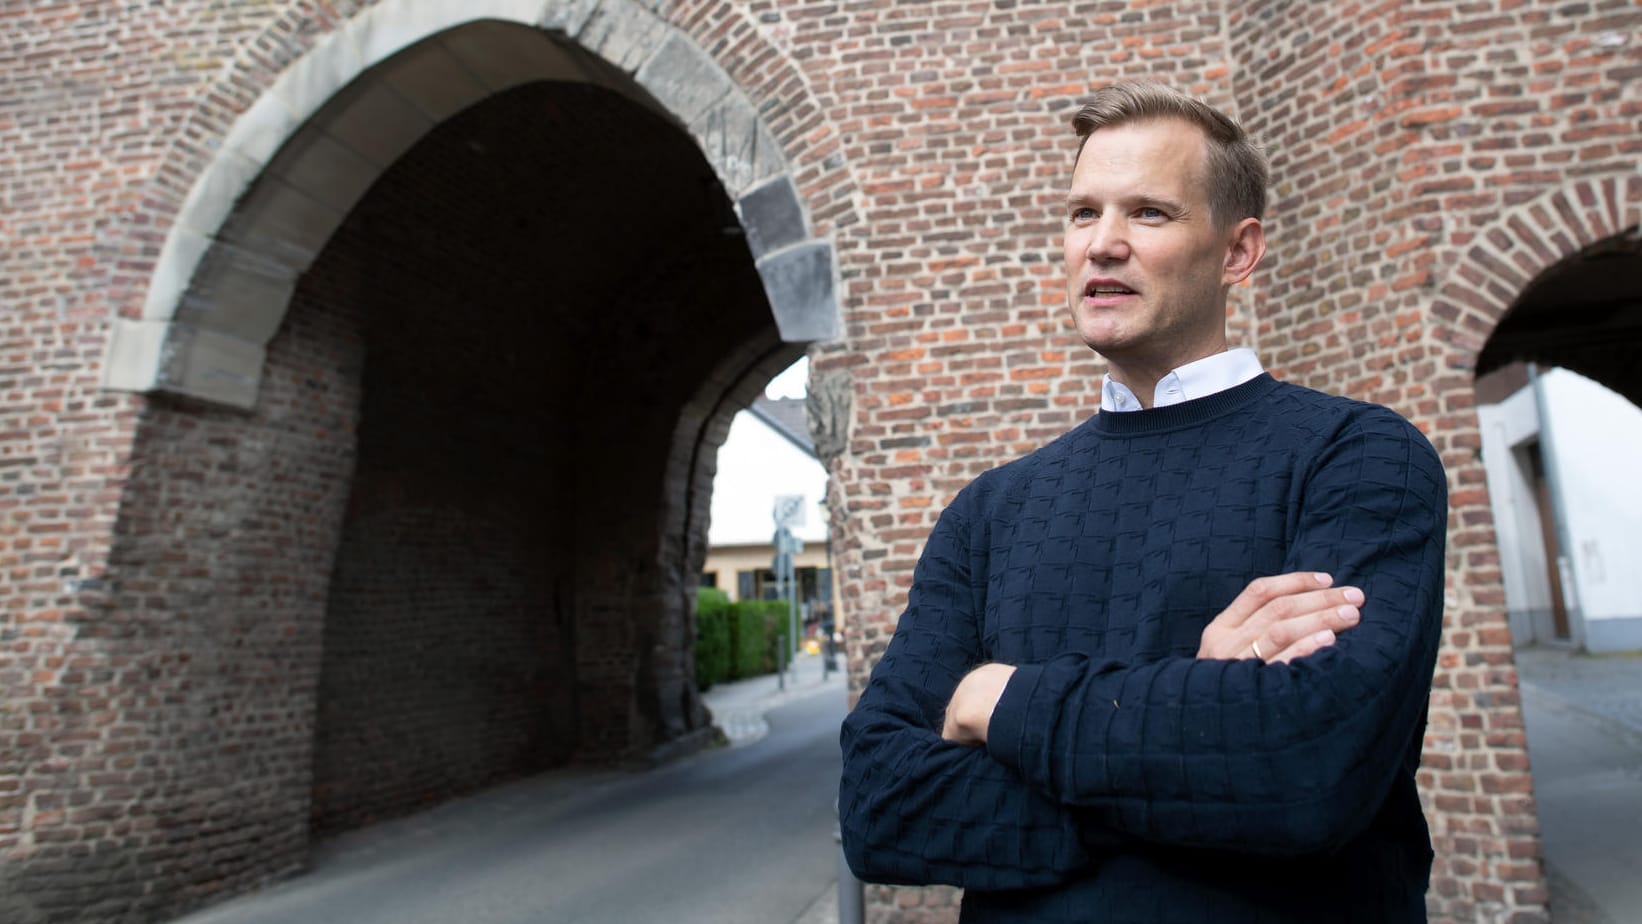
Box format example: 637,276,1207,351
1477,365,1642,654
703,396,833,619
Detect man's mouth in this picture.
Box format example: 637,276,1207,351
1084,281,1136,298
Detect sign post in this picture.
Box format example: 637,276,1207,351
773,496,806,679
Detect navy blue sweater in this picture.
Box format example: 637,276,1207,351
839,375,1446,922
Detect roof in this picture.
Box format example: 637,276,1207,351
747,396,815,457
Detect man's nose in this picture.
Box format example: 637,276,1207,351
1085,216,1129,262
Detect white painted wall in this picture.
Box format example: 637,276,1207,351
707,410,828,547
1479,367,1642,652
1538,369,1642,628
1477,387,1554,643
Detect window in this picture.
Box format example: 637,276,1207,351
737,566,831,603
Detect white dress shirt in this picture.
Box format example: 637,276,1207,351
1100,347,1265,412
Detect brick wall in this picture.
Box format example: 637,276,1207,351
0,13,790,920
2,5,303,920
797,2,1632,923
1226,4,1639,919
295,86,573,834
0,272,360,922
3,0,1640,921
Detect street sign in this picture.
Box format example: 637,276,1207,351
772,525,804,573
772,494,806,528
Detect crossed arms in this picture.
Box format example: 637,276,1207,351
942,571,1367,745
837,414,1447,890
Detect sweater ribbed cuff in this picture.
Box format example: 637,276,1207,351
985,662,1043,774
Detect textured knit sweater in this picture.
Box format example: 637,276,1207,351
839,375,1447,923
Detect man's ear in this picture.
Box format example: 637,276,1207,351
1222,217,1266,286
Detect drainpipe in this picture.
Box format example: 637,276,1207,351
836,800,865,924
1527,363,1585,648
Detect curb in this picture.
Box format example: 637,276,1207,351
703,657,847,747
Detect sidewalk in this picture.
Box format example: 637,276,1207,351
1514,645,1642,924
1514,644,1642,736
701,649,848,747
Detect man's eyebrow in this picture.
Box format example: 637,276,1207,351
1064,193,1190,213
1133,194,1189,213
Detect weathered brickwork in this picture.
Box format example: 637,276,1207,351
1,0,1637,922
799,3,1633,923
0,283,361,921
300,88,551,836
1,4,801,918
1224,5,1639,921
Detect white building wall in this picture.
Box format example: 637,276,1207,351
1479,367,1642,653
707,410,829,547
1539,369,1642,649
1477,387,1554,646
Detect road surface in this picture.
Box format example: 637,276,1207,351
172,675,848,924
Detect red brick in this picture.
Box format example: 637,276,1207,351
14,2,1642,923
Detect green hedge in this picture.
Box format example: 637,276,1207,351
733,599,790,679
694,587,732,691
695,590,793,690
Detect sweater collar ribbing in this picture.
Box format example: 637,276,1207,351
1089,374,1281,435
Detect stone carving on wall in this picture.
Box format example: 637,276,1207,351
805,366,852,465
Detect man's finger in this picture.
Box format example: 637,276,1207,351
1268,629,1338,664
1259,604,1361,654
1219,571,1334,628
1245,586,1364,635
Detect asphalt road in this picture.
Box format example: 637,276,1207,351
171,687,848,924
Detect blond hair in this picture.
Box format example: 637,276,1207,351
1071,82,1269,227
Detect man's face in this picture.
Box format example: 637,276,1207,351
1062,117,1250,375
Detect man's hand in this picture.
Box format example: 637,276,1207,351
1197,572,1364,664
941,663,1016,745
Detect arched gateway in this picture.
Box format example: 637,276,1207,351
6,2,1637,922
104,2,838,406
1460,180,1642,653
2,2,849,920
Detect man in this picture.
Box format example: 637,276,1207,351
838,82,1446,922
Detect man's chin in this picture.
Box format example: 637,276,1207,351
1074,326,1130,358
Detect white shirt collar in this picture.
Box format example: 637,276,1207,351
1100,347,1265,412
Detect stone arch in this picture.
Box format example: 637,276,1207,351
1431,176,1642,375
1447,177,1642,661
1427,177,1642,625
1475,234,1642,410
99,0,841,410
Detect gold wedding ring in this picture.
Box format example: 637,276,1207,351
1251,640,1265,660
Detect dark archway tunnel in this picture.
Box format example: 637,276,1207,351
297,80,785,835
1477,227,1642,407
